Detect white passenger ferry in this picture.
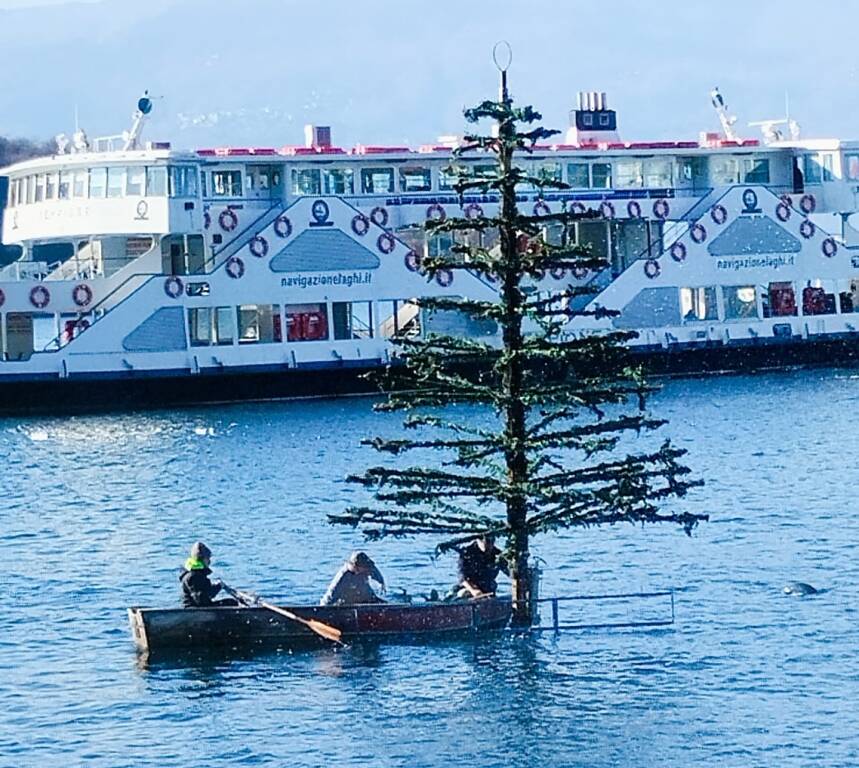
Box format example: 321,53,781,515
2,90,859,411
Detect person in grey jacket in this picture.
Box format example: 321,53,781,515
320,551,386,606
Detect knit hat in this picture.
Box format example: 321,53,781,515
190,541,212,561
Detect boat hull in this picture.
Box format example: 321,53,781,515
128,598,513,652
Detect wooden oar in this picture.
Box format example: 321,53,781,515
221,583,344,645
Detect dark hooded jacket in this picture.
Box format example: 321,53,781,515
179,557,223,607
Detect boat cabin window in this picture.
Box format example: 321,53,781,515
723,285,759,321
399,166,432,192
762,282,797,318
473,164,496,182
680,286,718,322
710,157,740,185
73,171,88,198
533,162,562,184
361,168,394,194
285,303,329,342
34,174,45,202
126,166,145,197
801,281,837,316
840,280,859,313
26,176,35,204
566,163,590,189
803,154,821,184
107,167,125,198
45,173,57,200
211,169,242,197
591,162,612,189
323,168,354,195
644,159,673,188
188,306,235,346
438,166,460,191
291,168,321,196
238,304,282,344
616,160,643,188
7,180,16,208
332,301,373,340
743,158,770,184
376,299,421,339
822,153,835,181
58,172,71,200
169,166,199,198
89,168,107,199
146,167,167,196
844,154,859,182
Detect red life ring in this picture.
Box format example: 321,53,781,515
670,242,687,262
352,214,370,236
435,269,454,287
30,285,50,309
550,267,566,280
710,204,727,225
226,256,245,279
274,215,292,238
164,276,184,298
571,265,589,280
570,201,587,215
249,235,269,258
644,259,661,278
800,194,816,214
691,223,707,244
800,219,815,239
533,200,551,216
203,210,212,230
370,206,389,227
599,200,615,219
822,237,838,258
426,203,446,222
219,208,238,232
653,199,670,220
377,233,396,254
72,283,93,308
404,251,421,272
627,200,642,219
776,202,791,222
464,202,484,219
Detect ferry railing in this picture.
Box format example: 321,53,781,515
203,201,284,272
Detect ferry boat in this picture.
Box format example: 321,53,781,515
3,89,859,412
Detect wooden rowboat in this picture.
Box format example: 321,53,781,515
128,597,512,652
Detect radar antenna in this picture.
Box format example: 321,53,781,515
710,87,739,142
122,90,153,151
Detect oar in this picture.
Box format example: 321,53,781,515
221,582,344,646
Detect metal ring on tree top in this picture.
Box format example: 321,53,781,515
72,283,93,308
710,204,728,225
533,200,551,216
249,235,269,258
800,219,816,239
776,202,791,222
404,251,421,272
800,194,816,214
225,256,245,279
690,223,707,244
435,269,454,287
822,237,838,258
426,203,446,222
164,276,184,298
670,242,687,262
377,233,396,254
370,206,389,227
599,200,615,219
351,214,370,236
627,200,642,219
643,259,661,279
464,202,484,219
653,199,670,220
273,215,293,238
30,285,50,309
218,208,238,232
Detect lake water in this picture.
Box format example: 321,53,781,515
2,368,858,767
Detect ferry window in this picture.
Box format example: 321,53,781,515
107,167,125,198
146,167,167,196
376,299,421,339
214,306,234,345
582,113,594,127
285,303,328,342
89,168,107,199
762,282,797,317
332,301,373,340
591,163,612,189
360,168,394,194
291,168,321,196
845,154,859,182
841,280,859,313
400,166,432,192
238,304,282,344
566,163,590,188
57,172,70,200
616,160,643,188
644,159,673,188
743,158,770,184
72,171,88,198
723,285,759,320
323,168,354,195
27,176,36,204
821,153,835,182
711,157,740,185
126,166,145,197
801,281,836,316
186,281,210,297
427,231,453,259
45,173,57,200
211,170,242,197
34,175,45,202
188,307,213,347
680,286,718,322
599,113,610,127
474,164,496,182
169,166,199,198
804,154,822,184
8,180,16,208
200,171,207,197
438,165,462,191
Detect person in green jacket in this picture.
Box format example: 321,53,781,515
179,541,237,608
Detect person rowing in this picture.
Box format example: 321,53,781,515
451,534,509,599
179,541,238,608
320,551,386,606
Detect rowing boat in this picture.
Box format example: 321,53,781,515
128,597,512,652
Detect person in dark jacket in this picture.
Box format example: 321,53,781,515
179,541,237,608
455,534,509,598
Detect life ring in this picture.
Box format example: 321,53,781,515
218,208,238,232
274,215,293,238
627,200,642,219
370,206,389,227
800,219,815,239
670,242,687,262
570,201,587,215
426,203,446,222
377,233,396,254
351,214,370,236
404,250,422,272
710,204,728,225
435,269,454,287
691,223,707,244
571,265,589,280
72,283,93,308
29,285,50,309
599,200,615,219
550,267,566,280
776,202,791,223
653,199,670,220
780,193,792,206
464,202,484,219
533,200,551,216
800,194,816,215
249,235,269,258
225,256,245,279
822,237,838,258
203,210,212,230
164,276,184,298
643,259,661,279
